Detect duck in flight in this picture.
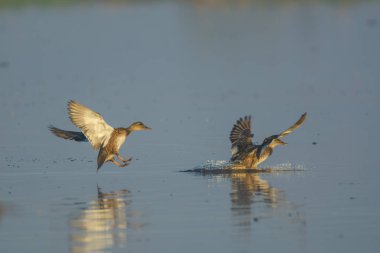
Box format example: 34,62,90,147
49,100,151,172
229,113,307,169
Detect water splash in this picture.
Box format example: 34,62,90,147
192,160,233,171
184,160,306,173
269,162,307,171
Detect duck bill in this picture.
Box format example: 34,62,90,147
277,139,287,145
144,126,152,130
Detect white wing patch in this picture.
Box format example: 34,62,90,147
231,145,238,156
68,100,114,150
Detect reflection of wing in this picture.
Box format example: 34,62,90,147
230,116,256,162
49,125,88,142
278,113,307,138
68,100,114,150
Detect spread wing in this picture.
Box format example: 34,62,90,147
229,116,256,162
49,125,88,142
278,112,307,138
229,115,253,144
68,100,114,150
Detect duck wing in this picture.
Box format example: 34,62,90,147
278,112,307,138
49,125,88,142
68,100,114,150
230,116,256,162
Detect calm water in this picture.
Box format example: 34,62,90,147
0,1,379,253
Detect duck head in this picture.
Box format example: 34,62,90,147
128,122,151,132
256,135,287,158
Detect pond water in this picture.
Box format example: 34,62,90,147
0,1,379,253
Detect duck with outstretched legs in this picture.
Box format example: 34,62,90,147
49,100,151,172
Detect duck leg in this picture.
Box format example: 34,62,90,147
116,153,133,163
110,158,129,168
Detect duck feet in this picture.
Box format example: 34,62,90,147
117,153,133,163
111,158,130,168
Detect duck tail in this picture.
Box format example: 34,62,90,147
97,148,107,172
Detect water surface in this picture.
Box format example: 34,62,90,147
0,1,379,253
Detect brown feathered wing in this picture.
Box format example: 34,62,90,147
229,116,257,162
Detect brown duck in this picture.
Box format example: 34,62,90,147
229,113,307,169
49,100,151,171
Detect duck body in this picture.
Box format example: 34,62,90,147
237,148,271,169
231,142,276,169
230,113,307,169
49,100,151,171
97,128,130,170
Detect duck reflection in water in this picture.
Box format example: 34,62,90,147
230,173,280,209
225,172,305,232
229,173,279,229
70,186,143,253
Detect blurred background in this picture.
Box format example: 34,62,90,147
0,1,379,253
